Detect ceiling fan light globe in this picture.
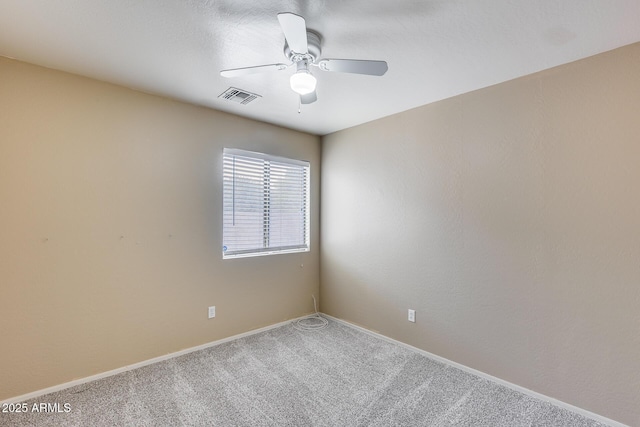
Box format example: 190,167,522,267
290,70,317,95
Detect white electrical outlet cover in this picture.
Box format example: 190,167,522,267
208,306,216,319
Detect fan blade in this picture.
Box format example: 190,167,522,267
300,91,317,104
220,63,288,78
317,59,388,76
277,12,308,54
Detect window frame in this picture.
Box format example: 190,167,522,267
222,148,310,259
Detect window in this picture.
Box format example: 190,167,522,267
222,148,310,258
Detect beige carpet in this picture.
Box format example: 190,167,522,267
0,318,608,426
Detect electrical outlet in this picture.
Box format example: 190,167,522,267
208,306,216,319
408,309,416,323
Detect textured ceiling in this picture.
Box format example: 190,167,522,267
1,1,639,135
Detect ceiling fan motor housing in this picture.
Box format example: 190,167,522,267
284,30,322,63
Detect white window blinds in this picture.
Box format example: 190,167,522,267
223,148,310,258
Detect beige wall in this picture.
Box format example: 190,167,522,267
321,43,640,425
0,57,320,400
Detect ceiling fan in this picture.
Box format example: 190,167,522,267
220,12,388,105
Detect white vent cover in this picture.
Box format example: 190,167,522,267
219,87,260,105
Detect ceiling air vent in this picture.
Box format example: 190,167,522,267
219,87,260,105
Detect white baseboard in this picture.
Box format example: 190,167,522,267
322,314,628,427
0,315,310,406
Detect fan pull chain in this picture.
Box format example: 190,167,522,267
298,97,301,114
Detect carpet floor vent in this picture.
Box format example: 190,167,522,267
219,87,261,105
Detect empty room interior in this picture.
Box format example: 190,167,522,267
1,1,639,426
